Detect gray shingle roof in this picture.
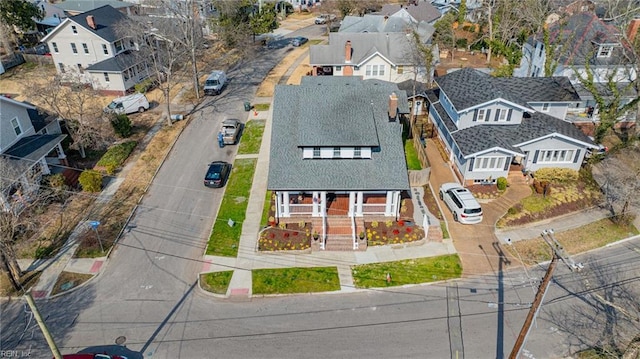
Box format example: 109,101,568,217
268,76,410,191
309,32,418,66
379,2,441,23
452,112,594,157
4,134,66,161
339,14,413,33
58,0,134,14
68,5,128,42
435,67,581,111
86,50,140,72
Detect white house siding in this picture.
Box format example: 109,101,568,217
47,22,109,75
457,103,524,130
527,102,567,121
0,101,36,152
89,71,127,93
518,136,585,172
352,57,392,81
459,149,513,182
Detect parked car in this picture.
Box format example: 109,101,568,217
291,36,309,47
204,161,232,188
315,14,336,24
218,119,242,146
439,183,483,224
57,354,127,359
204,70,227,95
104,93,149,115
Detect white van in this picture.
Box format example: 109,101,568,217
105,93,150,115
204,70,227,95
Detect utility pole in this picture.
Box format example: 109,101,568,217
509,229,583,359
24,291,63,359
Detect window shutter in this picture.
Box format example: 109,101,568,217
533,150,539,163
573,149,581,163
504,156,510,170
468,158,475,172
485,110,491,121
507,109,513,121
473,110,478,122
494,109,500,121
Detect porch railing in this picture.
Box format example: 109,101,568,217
321,212,326,250
289,204,313,215
362,204,386,214
351,214,358,250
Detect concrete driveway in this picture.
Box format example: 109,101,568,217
425,139,532,276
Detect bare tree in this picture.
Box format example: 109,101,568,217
591,142,640,224
23,70,115,157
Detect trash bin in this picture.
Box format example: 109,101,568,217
244,101,251,111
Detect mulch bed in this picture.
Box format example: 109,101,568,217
365,219,425,246
467,183,503,200
259,222,312,251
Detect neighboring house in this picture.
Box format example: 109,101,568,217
268,76,410,250
41,5,151,95
429,0,484,21
339,14,426,33
56,0,137,16
0,96,67,211
514,12,639,118
426,68,596,185
309,32,438,83
31,0,67,34
379,1,442,24
547,0,595,23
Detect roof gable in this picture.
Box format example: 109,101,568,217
42,5,127,43
310,32,417,66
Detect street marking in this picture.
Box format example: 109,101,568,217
89,260,103,273
140,285,153,290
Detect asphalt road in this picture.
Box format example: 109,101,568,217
2,25,640,359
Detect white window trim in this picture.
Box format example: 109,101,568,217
498,109,507,121
538,149,575,163
104,72,110,82
473,156,505,171
10,117,22,136
52,42,59,53
71,43,78,54
102,44,109,55
82,43,89,54
541,103,550,112
477,109,486,122
71,25,78,34
598,45,613,58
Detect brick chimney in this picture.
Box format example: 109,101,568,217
86,15,96,30
345,40,352,62
627,18,640,43
388,92,398,121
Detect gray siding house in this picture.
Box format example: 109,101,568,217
0,96,67,210
268,76,410,250
426,68,596,185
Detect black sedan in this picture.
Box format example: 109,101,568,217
291,36,308,47
204,161,231,188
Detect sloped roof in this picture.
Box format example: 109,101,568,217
3,134,66,162
452,113,594,157
309,32,419,66
531,12,629,67
379,2,441,23
434,67,581,111
339,14,413,33
57,0,134,14
86,51,140,72
45,5,128,43
268,76,410,191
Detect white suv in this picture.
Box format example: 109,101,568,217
439,183,483,224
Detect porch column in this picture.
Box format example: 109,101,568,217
282,191,290,217
275,192,283,218
356,191,363,216
393,191,401,218
320,191,327,216
312,191,319,216
39,158,50,175
57,143,68,166
348,192,355,216
385,191,393,216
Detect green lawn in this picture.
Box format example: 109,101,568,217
200,271,233,295
261,190,272,227
206,158,257,257
253,267,341,294
352,255,462,288
253,103,270,111
238,120,265,155
405,139,422,170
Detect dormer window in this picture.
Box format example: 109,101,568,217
354,147,361,158
542,103,550,112
598,45,613,58
115,40,124,53
313,147,320,158
476,109,486,121
333,147,341,158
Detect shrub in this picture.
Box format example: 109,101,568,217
45,173,66,189
96,141,137,175
79,170,102,192
111,114,132,138
279,222,286,229
496,177,508,191
298,220,306,228
385,220,393,228
456,38,468,49
35,245,54,259
533,168,578,183
134,78,155,93
371,221,379,228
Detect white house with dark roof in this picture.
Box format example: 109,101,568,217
379,1,442,24
426,68,597,185
41,5,150,95
0,96,67,210
514,12,638,118
268,76,410,250
309,31,437,83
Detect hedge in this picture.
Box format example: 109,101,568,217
95,141,137,175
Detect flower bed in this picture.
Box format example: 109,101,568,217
365,219,425,246
259,222,311,251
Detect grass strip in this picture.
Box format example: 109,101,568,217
352,255,462,288
253,267,341,294
200,271,233,295
405,139,422,170
238,120,265,155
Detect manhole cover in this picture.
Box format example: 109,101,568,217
115,336,127,345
